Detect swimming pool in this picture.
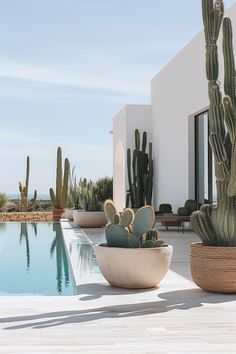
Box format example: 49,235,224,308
0,222,75,295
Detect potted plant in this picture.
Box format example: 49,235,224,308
49,147,70,221
94,200,173,289
64,167,81,220
73,178,106,228
126,129,153,210
190,0,236,293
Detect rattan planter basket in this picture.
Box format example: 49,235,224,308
190,243,236,293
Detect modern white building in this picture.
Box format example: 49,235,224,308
113,2,236,212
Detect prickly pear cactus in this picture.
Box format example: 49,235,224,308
104,201,163,248
191,0,236,246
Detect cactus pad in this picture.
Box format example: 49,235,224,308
105,224,130,248
132,206,155,236
128,234,140,248
120,208,134,228
104,199,117,224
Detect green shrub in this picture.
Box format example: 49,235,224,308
94,177,113,203
0,193,8,209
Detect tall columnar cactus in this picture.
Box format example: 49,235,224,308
191,0,236,246
126,129,154,208
19,156,37,212
50,147,70,209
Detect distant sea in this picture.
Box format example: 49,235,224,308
8,194,50,201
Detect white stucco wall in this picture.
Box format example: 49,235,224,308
113,105,152,211
113,2,236,213
151,3,236,212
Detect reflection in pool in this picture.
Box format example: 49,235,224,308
0,222,74,296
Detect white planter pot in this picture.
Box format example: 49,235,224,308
64,209,74,220
94,244,173,289
73,210,107,228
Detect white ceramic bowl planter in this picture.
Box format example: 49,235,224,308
64,209,74,220
73,210,107,228
94,200,173,289
94,244,173,289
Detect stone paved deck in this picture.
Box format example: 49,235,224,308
0,222,236,354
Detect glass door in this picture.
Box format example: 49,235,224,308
195,111,215,205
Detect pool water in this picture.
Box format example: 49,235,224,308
0,222,75,295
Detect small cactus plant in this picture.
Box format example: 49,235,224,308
19,156,37,212
126,129,154,208
50,147,70,209
104,200,164,248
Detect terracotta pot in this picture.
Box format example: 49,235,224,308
190,243,236,293
64,208,74,220
94,244,173,289
53,208,64,221
73,210,107,228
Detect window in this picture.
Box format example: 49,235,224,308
195,111,216,205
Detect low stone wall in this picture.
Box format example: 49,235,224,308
0,212,53,222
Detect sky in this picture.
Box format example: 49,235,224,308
0,0,235,195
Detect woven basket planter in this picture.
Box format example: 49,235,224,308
190,243,236,293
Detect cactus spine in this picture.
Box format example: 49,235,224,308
126,129,153,208
191,0,236,246
50,147,70,209
19,156,37,212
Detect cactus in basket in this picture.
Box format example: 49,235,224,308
50,147,70,210
78,178,102,211
104,200,164,248
19,156,37,212
126,129,154,208
191,0,236,246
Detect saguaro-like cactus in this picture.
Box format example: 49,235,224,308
191,0,236,246
50,147,70,209
126,129,154,208
19,156,37,212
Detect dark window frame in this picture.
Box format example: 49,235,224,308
194,110,213,205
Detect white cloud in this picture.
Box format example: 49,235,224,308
0,59,150,97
